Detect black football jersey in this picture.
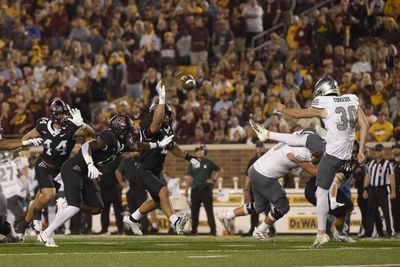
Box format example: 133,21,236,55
36,117,80,168
75,130,127,169
138,116,174,174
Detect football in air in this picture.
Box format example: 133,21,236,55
181,74,196,90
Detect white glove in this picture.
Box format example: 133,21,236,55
87,163,102,179
67,106,84,127
22,138,43,146
156,81,166,104
190,158,201,169
157,135,174,148
249,119,269,142
330,197,345,210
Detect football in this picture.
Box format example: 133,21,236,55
180,74,196,90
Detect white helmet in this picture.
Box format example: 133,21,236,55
314,77,339,97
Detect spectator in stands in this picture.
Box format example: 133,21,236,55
228,116,245,141
191,16,209,69
243,0,264,47
370,110,394,142
126,50,147,99
351,52,372,74
108,52,125,99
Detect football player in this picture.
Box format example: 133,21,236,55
123,82,199,236
16,99,95,236
0,125,42,243
218,130,317,242
38,113,174,247
250,77,369,248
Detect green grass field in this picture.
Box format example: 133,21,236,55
1,235,400,267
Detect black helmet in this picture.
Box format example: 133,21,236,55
49,99,69,126
149,104,173,127
110,114,133,143
314,77,339,97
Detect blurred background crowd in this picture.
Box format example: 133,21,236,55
0,0,399,145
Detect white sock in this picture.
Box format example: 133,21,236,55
131,210,143,221
257,221,270,232
43,205,79,237
316,187,329,232
48,205,56,224
169,214,178,225
64,219,71,232
269,132,307,147
226,210,236,220
152,222,158,229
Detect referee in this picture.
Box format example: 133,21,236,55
363,144,396,238
184,145,222,235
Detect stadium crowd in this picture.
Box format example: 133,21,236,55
0,0,398,145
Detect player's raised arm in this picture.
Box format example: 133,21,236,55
356,108,369,165
276,103,327,119
127,135,174,152
149,81,166,133
168,142,201,168
0,138,42,150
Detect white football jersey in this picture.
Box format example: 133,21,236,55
0,161,21,199
253,142,312,178
311,94,359,160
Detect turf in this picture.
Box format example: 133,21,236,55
1,235,400,267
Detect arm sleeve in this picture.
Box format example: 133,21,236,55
294,148,312,162
99,131,118,149
311,96,324,109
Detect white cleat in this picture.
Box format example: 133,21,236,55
252,227,273,242
33,220,42,232
310,233,330,249
38,232,58,247
123,216,143,236
56,197,67,213
330,199,345,210
217,213,232,234
333,229,356,243
174,213,191,235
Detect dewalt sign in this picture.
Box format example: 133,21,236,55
288,217,318,230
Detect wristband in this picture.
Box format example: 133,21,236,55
185,153,194,161
81,123,87,129
159,97,165,104
363,187,368,191
149,142,158,149
21,140,29,146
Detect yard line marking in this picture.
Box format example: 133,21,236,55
301,264,400,267
187,255,228,259
1,247,400,256
155,243,186,246
219,244,254,247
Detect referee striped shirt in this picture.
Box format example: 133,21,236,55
367,159,394,187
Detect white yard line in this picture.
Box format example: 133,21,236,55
187,255,228,259
0,247,399,257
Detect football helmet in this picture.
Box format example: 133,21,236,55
49,100,69,126
314,77,339,97
110,114,133,143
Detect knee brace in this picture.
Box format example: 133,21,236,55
0,221,11,236
269,197,290,221
244,202,256,215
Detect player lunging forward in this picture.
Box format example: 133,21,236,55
17,100,94,236
250,77,369,248
219,130,317,242
38,114,174,247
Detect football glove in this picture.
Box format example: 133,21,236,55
87,163,102,179
67,106,84,127
22,138,43,146
157,135,174,148
156,81,166,104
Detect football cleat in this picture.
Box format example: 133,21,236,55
249,119,269,142
310,233,330,249
38,232,58,247
33,220,42,233
123,216,143,236
333,229,356,243
217,213,232,234
252,227,273,242
174,213,190,235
